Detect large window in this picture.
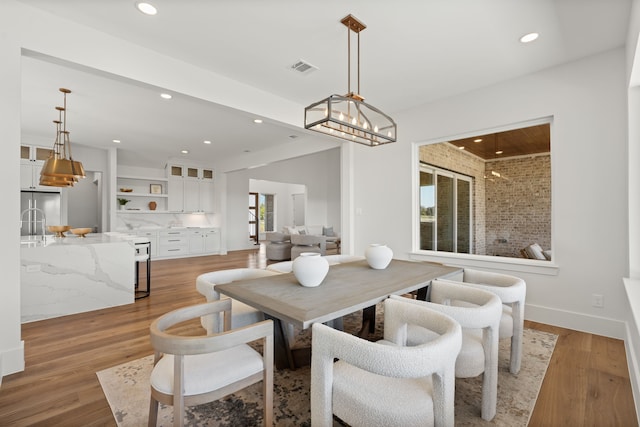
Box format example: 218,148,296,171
259,193,275,232
417,122,551,260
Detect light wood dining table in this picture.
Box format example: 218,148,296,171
216,259,461,369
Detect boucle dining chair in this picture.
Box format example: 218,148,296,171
265,260,293,273
148,299,273,427
311,297,462,427
390,280,502,421
195,268,280,334
436,268,526,374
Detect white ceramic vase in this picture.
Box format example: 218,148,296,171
292,252,329,287
365,244,393,269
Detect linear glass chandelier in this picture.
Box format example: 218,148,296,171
40,88,86,187
304,14,397,147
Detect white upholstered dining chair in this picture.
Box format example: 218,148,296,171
390,279,502,421
436,268,526,374
311,297,462,427
195,268,280,334
148,299,273,427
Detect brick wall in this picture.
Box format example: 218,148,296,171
485,155,551,257
419,143,551,257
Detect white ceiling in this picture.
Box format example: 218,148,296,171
18,0,632,169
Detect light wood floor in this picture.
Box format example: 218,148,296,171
0,248,637,426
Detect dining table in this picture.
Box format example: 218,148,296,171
216,258,462,369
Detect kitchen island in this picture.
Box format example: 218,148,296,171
20,233,136,323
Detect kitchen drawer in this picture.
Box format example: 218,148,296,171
159,230,188,238
159,229,188,258
159,235,188,245
158,245,189,257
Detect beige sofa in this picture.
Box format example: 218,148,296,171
283,225,340,256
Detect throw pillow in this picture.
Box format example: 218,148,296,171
288,227,299,235
524,243,546,260
323,226,334,237
299,229,306,235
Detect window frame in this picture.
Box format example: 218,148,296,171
419,163,473,254
410,118,558,276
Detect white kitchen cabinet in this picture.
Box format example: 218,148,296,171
183,178,200,213
167,177,184,212
120,228,220,259
188,227,221,254
166,164,214,213
20,145,55,191
188,228,205,254
204,228,221,252
158,229,189,257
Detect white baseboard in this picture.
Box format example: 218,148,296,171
1,340,24,387
525,303,626,339
624,322,640,425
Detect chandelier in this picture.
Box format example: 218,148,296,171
40,88,86,187
304,14,396,147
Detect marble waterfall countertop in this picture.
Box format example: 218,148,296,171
20,232,140,247
20,233,137,323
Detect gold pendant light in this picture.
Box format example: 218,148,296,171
40,88,86,187
304,14,397,146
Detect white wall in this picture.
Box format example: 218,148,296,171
226,149,340,251
351,48,629,339
1,1,26,381
626,0,640,417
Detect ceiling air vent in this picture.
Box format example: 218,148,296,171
290,59,318,75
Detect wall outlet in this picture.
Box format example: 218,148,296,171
592,293,604,308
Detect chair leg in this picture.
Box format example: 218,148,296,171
148,395,158,427
510,329,523,374
147,256,151,295
263,336,274,426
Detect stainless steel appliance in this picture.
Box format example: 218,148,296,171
20,191,61,236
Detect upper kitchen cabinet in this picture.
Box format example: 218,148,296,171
166,164,214,213
20,145,57,191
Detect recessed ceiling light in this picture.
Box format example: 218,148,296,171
160,93,172,99
520,32,539,43
458,146,465,150
181,150,189,154
474,138,483,143
203,140,212,144
135,2,157,15
253,119,263,124
495,150,504,155
112,139,121,143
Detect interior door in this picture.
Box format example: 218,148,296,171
248,192,258,244
292,193,305,226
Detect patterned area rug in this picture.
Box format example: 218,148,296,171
97,304,557,426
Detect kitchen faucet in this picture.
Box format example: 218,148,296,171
20,206,47,239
